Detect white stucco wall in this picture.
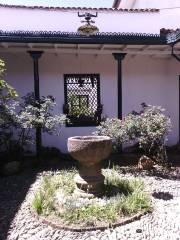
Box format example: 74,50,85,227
0,7,159,34
130,0,180,9
0,52,179,152
0,5,179,34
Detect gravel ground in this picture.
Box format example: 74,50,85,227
0,166,180,240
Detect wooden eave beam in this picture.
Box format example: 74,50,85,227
77,44,80,49
99,44,104,50
27,43,33,49
1,42,8,48
121,45,127,51
0,46,178,55
140,45,149,51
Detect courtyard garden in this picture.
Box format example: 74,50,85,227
0,161,180,240
32,168,151,229
0,58,180,240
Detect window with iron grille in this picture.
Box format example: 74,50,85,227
63,74,102,127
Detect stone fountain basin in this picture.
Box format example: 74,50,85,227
68,136,112,166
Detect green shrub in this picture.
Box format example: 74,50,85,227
0,59,67,157
94,103,171,163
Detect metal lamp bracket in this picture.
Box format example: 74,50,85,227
78,12,98,25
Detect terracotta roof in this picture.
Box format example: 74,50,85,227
0,4,159,13
0,30,166,45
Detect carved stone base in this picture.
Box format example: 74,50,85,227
68,136,112,198
74,173,105,198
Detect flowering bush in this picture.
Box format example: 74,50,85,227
0,59,67,157
137,104,171,163
94,118,126,148
0,59,19,154
19,93,67,136
94,103,172,163
11,93,67,152
94,114,142,150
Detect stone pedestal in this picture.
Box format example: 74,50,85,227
74,163,105,198
68,136,112,198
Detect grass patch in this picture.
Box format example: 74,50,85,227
32,170,76,215
32,168,151,228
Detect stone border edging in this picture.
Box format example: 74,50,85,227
31,208,150,232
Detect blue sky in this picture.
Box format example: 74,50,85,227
0,0,113,7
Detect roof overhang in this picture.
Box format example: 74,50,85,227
0,30,179,58
0,30,166,45
167,29,180,45
0,3,159,13
167,29,180,61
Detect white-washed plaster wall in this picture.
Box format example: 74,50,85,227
122,56,179,145
0,53,33,95
0,6,179,34
37,53,117,152
166,58,180,144
0,7,159,34
130,0,180,9
0,52,179,152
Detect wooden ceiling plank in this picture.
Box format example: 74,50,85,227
99,44,104,50
1,42,9,48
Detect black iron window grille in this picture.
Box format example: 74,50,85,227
63,74,102,127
